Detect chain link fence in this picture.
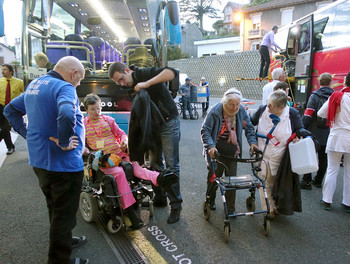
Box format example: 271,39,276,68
169,50,268,100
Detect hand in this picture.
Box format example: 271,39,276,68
134,82,149,92
250,144,259,152
292,137,301,143
83,147,90,155
120,139,128,152
208,147,217,158
49,136,79,151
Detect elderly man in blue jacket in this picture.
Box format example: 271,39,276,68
4,56,89,264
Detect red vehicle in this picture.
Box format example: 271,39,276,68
273,0,350,112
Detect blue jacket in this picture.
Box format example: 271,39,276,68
200,102,257,166
4,71,85,172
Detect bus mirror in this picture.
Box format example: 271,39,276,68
88,17,102,25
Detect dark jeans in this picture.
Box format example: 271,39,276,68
0,112,14,150
302,145,327,184
182,96,193,118
259,45,270,78
149,117,182,209
206,157,237,213
33,167,84,264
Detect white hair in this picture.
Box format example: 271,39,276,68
221,88,242,104
271,68,284,80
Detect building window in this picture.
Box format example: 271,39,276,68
250,41,260,50
281,8,293,25
251,13,261,30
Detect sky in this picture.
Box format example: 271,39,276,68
1,0,22,46
0,0,249,46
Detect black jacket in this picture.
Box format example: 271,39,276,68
128,89,165,163
131,66,179,121
302,87,334,146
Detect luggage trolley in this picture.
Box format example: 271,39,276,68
203,114,281,243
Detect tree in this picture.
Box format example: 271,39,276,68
249,0,272,6
167,45,189,61
212,20,223,35
179,0,222,31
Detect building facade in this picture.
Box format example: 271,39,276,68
194,37,240,57
222,1,242,35
240,0,335,51
180,22,203,58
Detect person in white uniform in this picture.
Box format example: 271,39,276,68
318,72,350,212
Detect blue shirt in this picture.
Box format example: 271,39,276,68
260,30,281,52
4,71,85,172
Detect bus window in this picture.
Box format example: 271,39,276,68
313,17,328,52
287,26,297,58
299,23,311,53
315,4,336,50
331,1,350,49
28,0,43,25
50,3,75,40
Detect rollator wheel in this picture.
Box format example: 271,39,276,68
224,222,230,243
203,201,211,221
263,215,270,236
149,200,154,217
107,216,123,234
79,192,98,223
246,196,256,212
194,111,199,120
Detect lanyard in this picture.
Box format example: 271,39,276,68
88,116,105,138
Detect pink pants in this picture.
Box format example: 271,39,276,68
100,162,159,209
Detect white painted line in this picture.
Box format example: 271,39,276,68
0,131,19,168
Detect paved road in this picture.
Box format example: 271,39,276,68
1,99,349,264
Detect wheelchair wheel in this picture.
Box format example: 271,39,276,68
149,200,154,217
194,110,199,120
203,201,211,221
224,222,230,243
264,215,270,236
79,192,98,223
246,196,255,212
107,216,123,234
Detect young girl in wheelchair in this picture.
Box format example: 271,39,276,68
83,93,178,230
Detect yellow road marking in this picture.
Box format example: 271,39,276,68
125,217,167,264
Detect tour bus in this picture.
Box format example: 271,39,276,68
21,0,181,132
273,0,350,112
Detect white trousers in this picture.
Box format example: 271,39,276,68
322,151,350,206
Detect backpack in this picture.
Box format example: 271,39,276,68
313,93,329,129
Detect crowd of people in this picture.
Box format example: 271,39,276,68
2,52,350,263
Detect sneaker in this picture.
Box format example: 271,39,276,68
300,180,312,190
312,180,322,188
190,116,196,120
342,203,350,213
167,207,181,224
157,169,178,188
320,200,331,211
70,258,89,264
72,236,87,248
6,148,15,155
127,219,146,231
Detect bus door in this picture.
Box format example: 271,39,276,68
293,15,314,112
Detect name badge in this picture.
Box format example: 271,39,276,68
96,140,104,149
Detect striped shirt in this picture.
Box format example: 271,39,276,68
85,116,125,157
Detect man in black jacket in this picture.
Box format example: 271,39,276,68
300,72,334,190
108,62,182,224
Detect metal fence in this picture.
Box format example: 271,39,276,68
169,50,268,100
